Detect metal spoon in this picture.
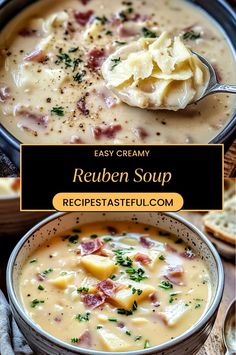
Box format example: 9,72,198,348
193,52,236,102
223,298,236,355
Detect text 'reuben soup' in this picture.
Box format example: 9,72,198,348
73,168,172,186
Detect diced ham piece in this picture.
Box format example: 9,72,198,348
149,292,160,307
132,127,149,140
97,279,118,296
134,253,151,265
74,10,94,26
18,28,39,37
79,330,92,347
88,48,106,71
81,292,106,309
17,109,48,127
140,236,154,249
93,124,122,140
24,49,48,63
0,84,10,102
77,97,90,116
180,248,195,260
164,265,184,286
80,238,103,256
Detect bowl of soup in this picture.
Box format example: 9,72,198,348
0,0,236,166
7,211,224,354
0,177,50,236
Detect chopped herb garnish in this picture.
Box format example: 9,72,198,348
110,274,117,280
158,280,173,289
75,312,90,322
42,268,53,276
38,285,44,291
115,41,127,45
97,325,103,329
169,296,174,304
73,70,86,83
30,259,37,263
108,318,117,322
183,30,201,40
30,299,44,308
127,7,133,13
71,337,79,343
144,340,150,349
90,234,98,239
118,11,128,21
116,255,133,267
195,303,201,309
159,255,165,261
77,287,89,293
142,27,156,38
51,106,64,117
111,57,121,70
55,50,72,68
126,330,132,336
95,16,108,25
103,237,112,243
68,235,79,244
106,30,113,36
135,335,142,341
185,303,189,307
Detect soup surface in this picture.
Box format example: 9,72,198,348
19,221,211,352
0,0,235,144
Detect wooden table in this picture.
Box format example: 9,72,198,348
0,212,235,354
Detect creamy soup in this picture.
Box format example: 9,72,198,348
0,0,235,144
19,221,211,352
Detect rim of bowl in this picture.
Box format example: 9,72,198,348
0,0,236,148
7,211,225,355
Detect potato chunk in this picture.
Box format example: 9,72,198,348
110,283,155,310
49,273,75,289
80,255,117,280
97,328,130,351
158,300,190,326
